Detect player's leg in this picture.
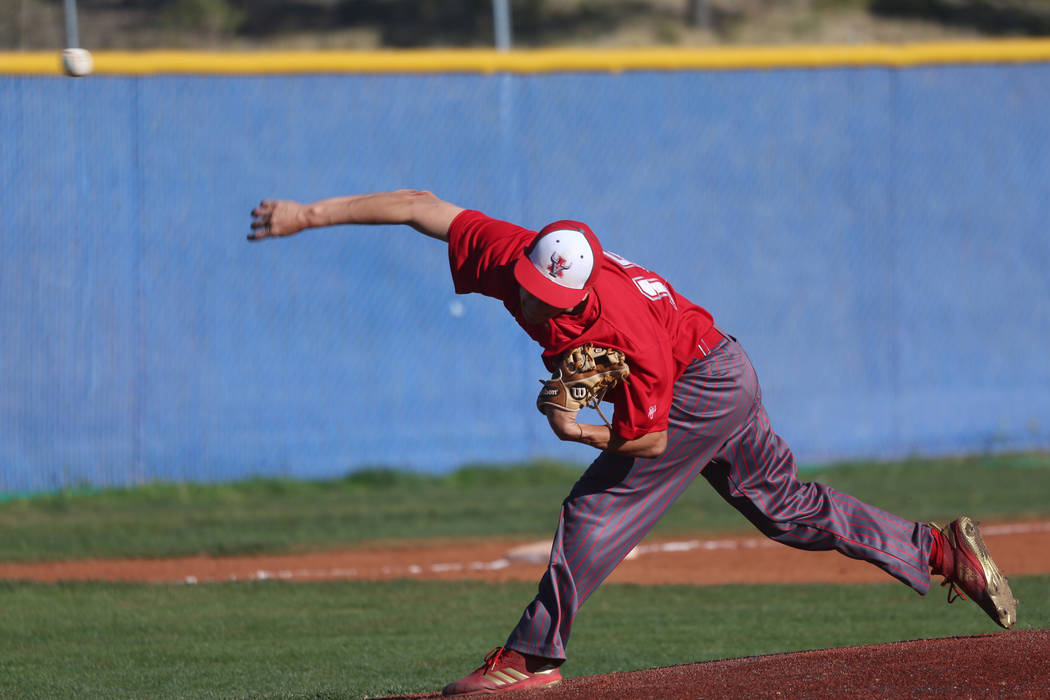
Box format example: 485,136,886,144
701,402,934,592
442,449,705,695
502,450,693,662
701,397,1017,628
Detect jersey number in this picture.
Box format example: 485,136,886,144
632,276,677,308
606,251,677,308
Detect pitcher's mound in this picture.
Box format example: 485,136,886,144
377,630,1049,699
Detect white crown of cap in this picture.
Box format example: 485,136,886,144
527,229,595,290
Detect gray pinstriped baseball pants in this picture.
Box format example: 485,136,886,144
505,337,934,662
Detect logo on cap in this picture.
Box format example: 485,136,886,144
547,253,573,279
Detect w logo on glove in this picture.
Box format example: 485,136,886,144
536,344,630,427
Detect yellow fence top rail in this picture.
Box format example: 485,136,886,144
3,40,1050,75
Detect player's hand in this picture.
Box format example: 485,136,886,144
248,199,309,241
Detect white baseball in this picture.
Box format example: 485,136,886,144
61,48,94,77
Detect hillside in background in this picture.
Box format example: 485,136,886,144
3,0,1050,51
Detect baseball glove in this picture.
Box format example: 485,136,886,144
536,344,630,427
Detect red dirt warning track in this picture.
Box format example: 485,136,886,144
1,520,1048,586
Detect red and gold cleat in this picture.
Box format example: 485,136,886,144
442,647,562,696
930,516,1017,629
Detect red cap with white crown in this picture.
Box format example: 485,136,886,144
513,220,603,309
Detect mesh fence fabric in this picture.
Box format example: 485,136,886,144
1,65,1048,491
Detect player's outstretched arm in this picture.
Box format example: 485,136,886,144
248,189,463,243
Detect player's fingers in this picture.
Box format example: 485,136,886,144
247,219,271,241
251,200,274,216
249,201,274,241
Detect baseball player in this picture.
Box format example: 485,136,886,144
249,189,1017,697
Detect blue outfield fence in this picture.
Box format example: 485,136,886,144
2,59,1049,492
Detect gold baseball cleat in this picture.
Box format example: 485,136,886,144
931,516,1017,629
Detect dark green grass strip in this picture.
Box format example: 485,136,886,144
1,453,1048,561
0,576,1047,699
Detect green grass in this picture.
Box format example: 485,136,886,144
1,453,1048,698
0,576,1047,699
1,453,1048,562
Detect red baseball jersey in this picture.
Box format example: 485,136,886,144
448,210,717,440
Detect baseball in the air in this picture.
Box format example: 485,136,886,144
61,48,94,77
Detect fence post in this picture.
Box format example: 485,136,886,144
63,0,81,47
494,0,513,50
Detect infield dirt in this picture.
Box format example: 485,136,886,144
371,630,1050,699
1,520,1048,586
